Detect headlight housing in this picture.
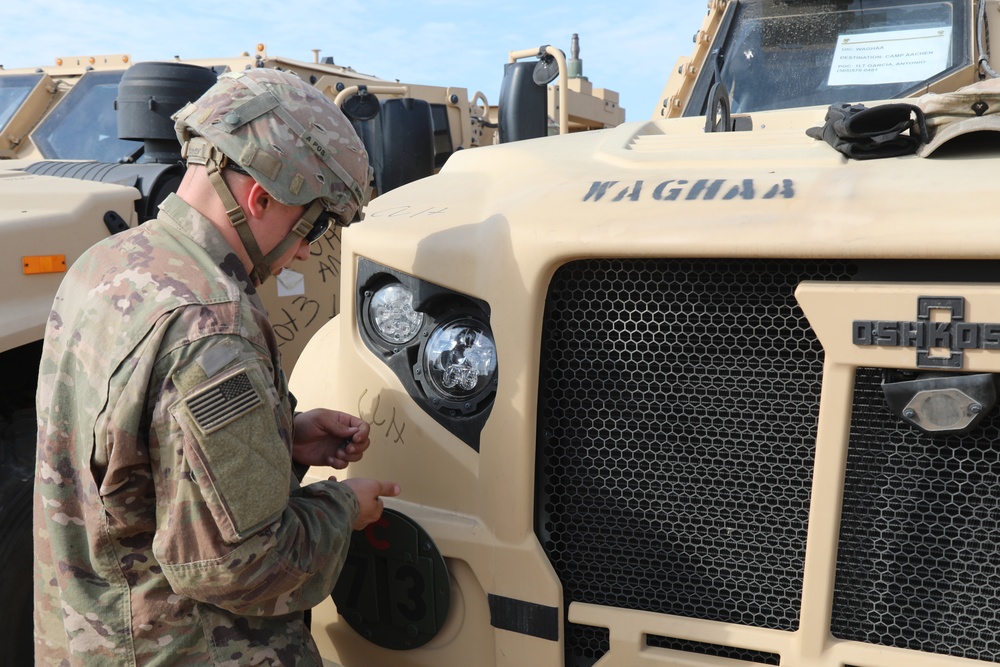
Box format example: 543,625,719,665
357,259,498,449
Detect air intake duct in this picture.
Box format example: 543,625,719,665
498,61,547,143
116,61,218,163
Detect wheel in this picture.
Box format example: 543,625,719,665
0,407,36,667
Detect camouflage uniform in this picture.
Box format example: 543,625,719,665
34,192,360,666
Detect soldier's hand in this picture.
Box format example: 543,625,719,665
292,409,371,469
339,478,401,530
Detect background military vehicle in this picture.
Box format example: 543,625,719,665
0,40,623,666
0,40,623,374
289,1,1000,666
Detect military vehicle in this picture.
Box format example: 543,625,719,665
289,1,1000,666
0,41,623,666
0,40,623,373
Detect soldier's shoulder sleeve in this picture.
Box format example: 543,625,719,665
164,336,291,546
150,334,360,615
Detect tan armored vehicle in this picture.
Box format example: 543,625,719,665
0,40,623,373
0,42,623,666
290,1,1000,666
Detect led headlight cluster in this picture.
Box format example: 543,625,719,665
357,259,498,449
369,283,425,345
423,319,498,401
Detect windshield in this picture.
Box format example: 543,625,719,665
687,0,970,115
0,73,43,131
32,70,141,162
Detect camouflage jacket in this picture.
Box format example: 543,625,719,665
34,193,360,666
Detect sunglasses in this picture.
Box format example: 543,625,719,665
305,208,333,244
294,200,341,245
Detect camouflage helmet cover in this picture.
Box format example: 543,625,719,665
174,68,371,224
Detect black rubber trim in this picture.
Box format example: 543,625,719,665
488,594,559,641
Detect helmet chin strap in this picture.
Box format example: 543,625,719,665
185,137,321,286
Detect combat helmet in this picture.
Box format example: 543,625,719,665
173,67,372,285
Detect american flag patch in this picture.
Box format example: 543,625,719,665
187,371,262,432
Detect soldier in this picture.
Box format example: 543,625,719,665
33,68,397,665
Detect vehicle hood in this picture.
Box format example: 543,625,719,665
348,105,1000,294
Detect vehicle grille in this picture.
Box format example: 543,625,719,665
536,258,1000,666
536,258,853,666
834,367,1000,662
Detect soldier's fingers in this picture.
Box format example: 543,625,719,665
378,481,401,497
326,457,349,470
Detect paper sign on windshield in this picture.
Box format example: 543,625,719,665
828,27,952,87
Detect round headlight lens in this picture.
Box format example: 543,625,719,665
424,320,498,400
369,283,425,345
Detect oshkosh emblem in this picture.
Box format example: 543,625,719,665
853,297,1000,369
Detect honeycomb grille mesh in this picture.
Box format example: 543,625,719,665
536,259,856,665
646,635,780,665
833,367,1000,661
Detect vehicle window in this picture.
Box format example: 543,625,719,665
687,0,969,115
0,73,43,131
32,70,141,162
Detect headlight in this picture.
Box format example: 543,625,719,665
423,319,497,401
357,259,498,450
368,283,425,345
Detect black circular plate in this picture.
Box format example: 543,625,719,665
331,507,451,650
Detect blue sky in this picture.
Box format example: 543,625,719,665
2,1,710,121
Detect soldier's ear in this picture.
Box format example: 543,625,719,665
244,182,272,220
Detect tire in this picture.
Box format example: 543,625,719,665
0,408,36,667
